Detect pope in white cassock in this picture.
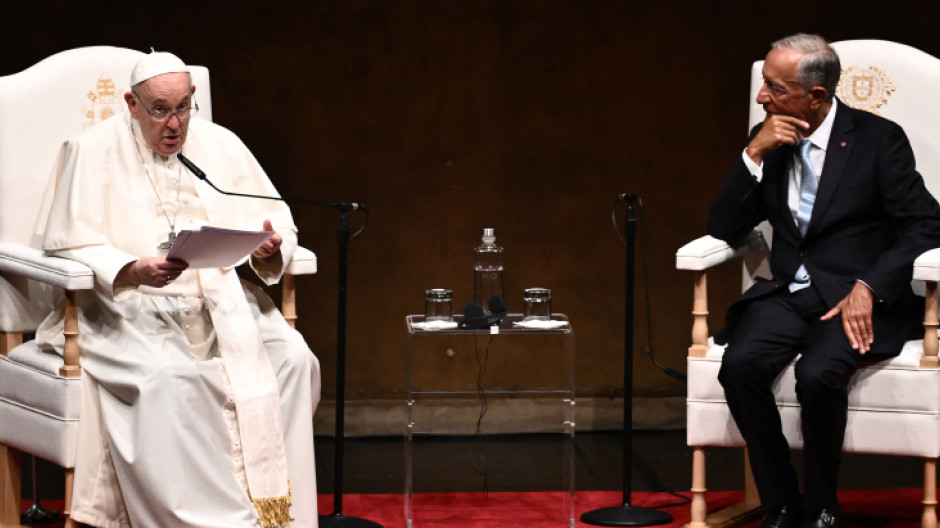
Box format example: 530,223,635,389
34,51,320,527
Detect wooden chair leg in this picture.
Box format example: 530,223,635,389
63,467,75,528
281,274,297,329
1,333,25,528
688,446,708,527
685,448,763,528
924,458,938,528
0,444,22,528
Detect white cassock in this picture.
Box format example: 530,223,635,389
34,113,320,528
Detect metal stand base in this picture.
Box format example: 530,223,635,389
21,455,63,525
21,502,63,525
319,513,383,528
580,504,673,527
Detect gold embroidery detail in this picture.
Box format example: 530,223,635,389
252,482,293,528
83,73,125,129
836,65,897,115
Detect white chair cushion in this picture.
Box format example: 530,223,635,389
687,339,940,458
0,341,80,467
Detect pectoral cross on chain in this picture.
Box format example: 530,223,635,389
159,231,177,250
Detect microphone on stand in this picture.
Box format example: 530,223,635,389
177,153,366,212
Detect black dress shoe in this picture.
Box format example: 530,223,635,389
762,499,802,528
801,507,842,528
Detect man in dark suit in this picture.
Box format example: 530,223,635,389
709,34,940,528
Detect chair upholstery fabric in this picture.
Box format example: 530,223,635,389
687,339,940,458
0,344,80,466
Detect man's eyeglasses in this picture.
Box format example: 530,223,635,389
133,92,199,122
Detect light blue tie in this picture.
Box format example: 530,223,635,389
789,139,816,293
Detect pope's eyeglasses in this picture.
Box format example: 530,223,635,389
133,91,199,122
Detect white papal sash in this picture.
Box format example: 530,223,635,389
199,268,292,527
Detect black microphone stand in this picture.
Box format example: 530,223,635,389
319,209,381,528
580,194,672,527
177,154,380,528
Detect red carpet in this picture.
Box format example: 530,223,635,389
22,489,927,527
318,488,926,527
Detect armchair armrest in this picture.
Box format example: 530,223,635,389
913,248,940,369
0,243,93,290
675,229,765,359
280,246,316,330
285,246,317,276
0,244,89,376
675,230,765,271
0,243,316,287
914,247,940,282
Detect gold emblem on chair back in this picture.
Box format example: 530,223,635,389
837,65,897,115
84,73,126,128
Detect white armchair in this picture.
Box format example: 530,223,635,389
0,46,316,527
677,40,940,528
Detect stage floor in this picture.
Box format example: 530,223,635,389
313,429,924,495
22,430,924,501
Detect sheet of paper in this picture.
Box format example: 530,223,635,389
166,226,273,268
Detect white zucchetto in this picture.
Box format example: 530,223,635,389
130,50,189,86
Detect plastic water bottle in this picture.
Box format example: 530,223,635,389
473,228,504,313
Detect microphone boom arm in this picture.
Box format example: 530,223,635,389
177,153,365,212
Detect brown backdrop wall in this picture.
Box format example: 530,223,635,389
5,1,940,424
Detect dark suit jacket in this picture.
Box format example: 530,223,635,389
708,99,940,355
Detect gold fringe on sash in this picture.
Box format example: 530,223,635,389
252,482,293,528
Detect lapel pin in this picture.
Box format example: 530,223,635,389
841,141,847,147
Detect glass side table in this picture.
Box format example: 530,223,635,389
404,314,576,528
